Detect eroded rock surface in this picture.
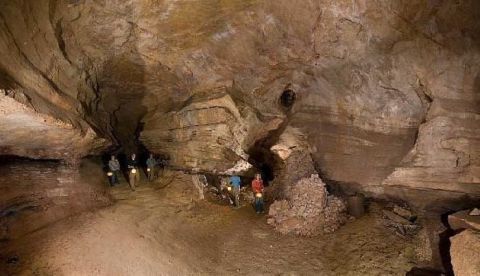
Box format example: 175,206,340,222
269,126,316,198
141,90,282,172
0,93,107,160
0,158,112,241
0,0,479,202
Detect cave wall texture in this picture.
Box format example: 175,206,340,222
0,0,479,202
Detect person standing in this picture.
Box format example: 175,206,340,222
157,157,167,177
146,153,157,182
108,155,120,186
229,175,241,208
251,173,265,214
127,153,140,190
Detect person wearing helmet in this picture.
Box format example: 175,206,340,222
146,153,157,182
127,153,140,190
108,155,120,186
229,175,241,208
251,173,265,214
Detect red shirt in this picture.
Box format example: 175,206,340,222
251,179,264,193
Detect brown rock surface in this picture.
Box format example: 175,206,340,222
0,0,478,203
0,158,112,241
269,126,316,198
267,174,347,236
140,90,282,172
450,229,480,276
0,93,107,160
448,210,480,231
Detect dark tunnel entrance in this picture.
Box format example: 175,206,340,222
246,114,290,187
247,136,279,186
280,89,296,109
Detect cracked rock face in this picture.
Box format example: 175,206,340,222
0,0,479,202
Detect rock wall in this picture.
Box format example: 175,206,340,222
0,0,479,203
0,158,112,241
0,93,107,160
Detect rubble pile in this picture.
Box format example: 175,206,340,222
269,151,316,200
323,196,349,233
267,174,347,236
382,204,420,237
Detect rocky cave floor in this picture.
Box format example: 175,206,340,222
0,159,435,276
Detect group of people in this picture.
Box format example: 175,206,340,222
107,153,165,191
228,173,265,214
107,153,265,213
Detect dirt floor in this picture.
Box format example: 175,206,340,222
1,169,422,275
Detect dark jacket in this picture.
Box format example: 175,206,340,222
127,158,138,168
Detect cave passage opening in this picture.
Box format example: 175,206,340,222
247,136,280,187
280,89,296,109
99,120,154,181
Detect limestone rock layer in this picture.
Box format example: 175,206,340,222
0,1,479,202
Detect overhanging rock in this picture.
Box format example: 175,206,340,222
140,90,282,173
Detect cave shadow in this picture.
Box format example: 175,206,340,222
95,42,150,181
246,118,291,188
438,211,457,276
0,155,60,166
247,141,276,187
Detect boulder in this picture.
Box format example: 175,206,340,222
382,205,420,237
469,208,480,216
448,210,480,231
450,229,480,276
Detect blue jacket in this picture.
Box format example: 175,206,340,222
230,175,241,188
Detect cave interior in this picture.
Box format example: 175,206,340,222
1,0,480,275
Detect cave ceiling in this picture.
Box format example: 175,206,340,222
0,0,479,198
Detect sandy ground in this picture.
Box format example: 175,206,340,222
1,170,420,275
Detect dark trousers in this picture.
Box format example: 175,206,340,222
109,171,119,186
254,197,264,213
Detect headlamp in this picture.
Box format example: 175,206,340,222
255,193,262,198
227,186,232,191
107,172,113,176
131,168,137,174
147,168,151,172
